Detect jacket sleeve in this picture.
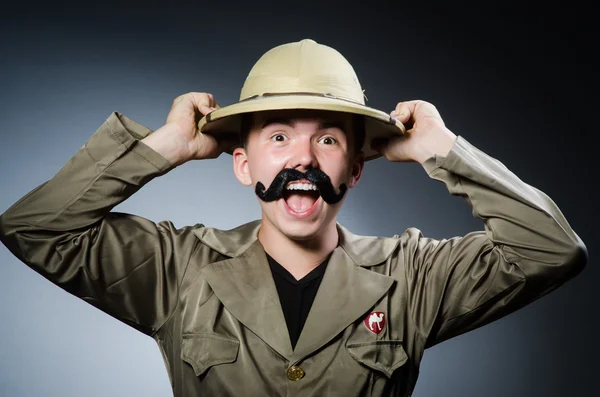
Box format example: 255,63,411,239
402,135,588,348
0,112,201,336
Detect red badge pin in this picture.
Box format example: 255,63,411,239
364,311,386,334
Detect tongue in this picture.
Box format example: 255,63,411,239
285,193,318,212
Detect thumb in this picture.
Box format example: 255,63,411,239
198,104,217,116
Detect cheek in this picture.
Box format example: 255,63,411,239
321,155,352,183
247,150,288,184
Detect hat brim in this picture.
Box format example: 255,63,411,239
197,94,406,161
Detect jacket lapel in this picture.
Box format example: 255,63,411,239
200,238,294,360
290,245,395,363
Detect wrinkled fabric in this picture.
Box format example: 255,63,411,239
0,112,587,397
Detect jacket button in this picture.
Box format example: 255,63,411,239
287,365,305,381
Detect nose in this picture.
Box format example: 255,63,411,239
290,137,319,171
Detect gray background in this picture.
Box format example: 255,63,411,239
1,1,596,396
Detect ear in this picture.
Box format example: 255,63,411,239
347,152,365,188
233,147,252,186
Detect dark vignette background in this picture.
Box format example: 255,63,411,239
0,1,597,396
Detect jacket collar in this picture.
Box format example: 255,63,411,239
192,219,400,267
193,221,401,361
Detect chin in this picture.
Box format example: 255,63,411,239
278,221,323,241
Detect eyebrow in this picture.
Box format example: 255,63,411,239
261,118,347,133
261,118,293,129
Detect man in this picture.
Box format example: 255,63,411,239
0,39,587,396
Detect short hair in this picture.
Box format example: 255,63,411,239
239,112,366,158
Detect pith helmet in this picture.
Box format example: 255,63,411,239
198,39,406,161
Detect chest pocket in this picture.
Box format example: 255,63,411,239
181,333,240,377
346,340,408,378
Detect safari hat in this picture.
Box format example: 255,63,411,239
198,39,406,161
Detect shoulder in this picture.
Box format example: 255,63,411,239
337,223,431,267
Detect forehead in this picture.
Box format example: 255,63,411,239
249,109,353,129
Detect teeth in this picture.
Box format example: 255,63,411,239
286,182,318,191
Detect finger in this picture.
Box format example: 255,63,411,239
187,92,208,106
391,101,420,124
184,92,209,108
198,94,222,116
198,104,216,116
206,93,221,109
206,93,221,110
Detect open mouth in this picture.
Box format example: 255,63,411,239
282,180,321,213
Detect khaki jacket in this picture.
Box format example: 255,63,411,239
0,112,587,396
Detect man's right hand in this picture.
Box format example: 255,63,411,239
141,92,225,166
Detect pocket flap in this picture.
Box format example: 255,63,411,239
346,340,408,378
181,333,240,377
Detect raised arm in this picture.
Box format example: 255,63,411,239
373,100,587,347
0,92,224,336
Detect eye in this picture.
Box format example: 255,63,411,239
270,133,288,142
318,136,337,145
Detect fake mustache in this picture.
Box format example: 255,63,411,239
255,168,347,205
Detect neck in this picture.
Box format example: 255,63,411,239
258,219,339,280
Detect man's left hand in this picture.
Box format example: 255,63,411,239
371,100,457,164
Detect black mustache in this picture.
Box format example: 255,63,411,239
255,168,347,204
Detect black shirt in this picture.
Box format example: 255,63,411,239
266,253,330,350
